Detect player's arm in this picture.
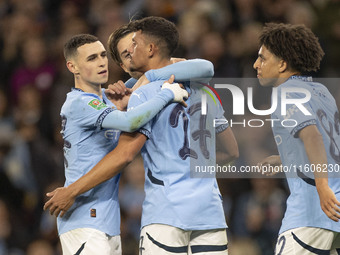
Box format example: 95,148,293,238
145,58,214,82
257,155,282,176
109,59,214,95
216,127,239,165
130,59,214,92
102,76,188,132
120,57,187,90
124,77,137,88
44,132,146,217
299,124,340,221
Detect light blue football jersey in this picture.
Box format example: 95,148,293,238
271,76,340,234
57,88,121,236
128,80,229,231
125,59,214,88
57,59,215,236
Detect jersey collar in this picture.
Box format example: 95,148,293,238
289,75,313,82
72,88,84,92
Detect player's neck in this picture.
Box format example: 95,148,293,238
275,71,300,87
75,79,102,98
145,57,172,72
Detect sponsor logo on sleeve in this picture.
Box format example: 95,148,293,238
88,99,107,110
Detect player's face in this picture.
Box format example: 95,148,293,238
253,45,283,87
128,30,150,73
72,41,108,86
117,33,143,79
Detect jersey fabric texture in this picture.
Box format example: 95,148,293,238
128,80,229,231
58,88,121,236
145,59,213,84
60,228,122,255
125,59,214,88
275,227,340,255
271,76,340,234
57,59,214,236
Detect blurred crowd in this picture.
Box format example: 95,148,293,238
0,0,339,254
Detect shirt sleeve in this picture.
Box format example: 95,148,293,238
125,78,137,88
276,90,316,137
126,89,152,138
101,88,173,133
71,96,115,128
145,59,214,82
215,101,229,133
202,86,229,133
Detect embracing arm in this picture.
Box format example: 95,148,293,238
44,132,146,217
216,127,239,165
108,60,213,98
102,89,172,132
102,78,188,132
125,78,138,88
145,59,214,82
299,124,340,221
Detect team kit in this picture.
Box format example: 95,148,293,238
42,17,340,255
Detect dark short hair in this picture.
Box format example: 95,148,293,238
259,23,324,73
64,34,99,60
129,16,179,58
107,24,135,65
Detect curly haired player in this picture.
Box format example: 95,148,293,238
255,23,340,254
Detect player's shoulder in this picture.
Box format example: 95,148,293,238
63,89,107,113
132,80,164,98
279,79,312,97
281,78,303,88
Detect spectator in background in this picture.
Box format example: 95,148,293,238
232,179,286,255
229,238,261,255
26,239,55,255
0,89,14,129
10,37,56,105
199,31,241,77
0,199,12,255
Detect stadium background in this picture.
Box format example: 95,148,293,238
0,0,339,254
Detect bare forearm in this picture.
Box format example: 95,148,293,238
67,150,131,197
300,126,328,186
216,151,237,165
216,127,239,165
67,132,146,198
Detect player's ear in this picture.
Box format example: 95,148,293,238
66,60,79,75
148,43,156,57
278,59,288,73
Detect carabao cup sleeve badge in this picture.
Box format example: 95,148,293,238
88,99,107,110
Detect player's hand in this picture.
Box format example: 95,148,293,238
257,155,282,176
105,81,132,110
110,94,131,111
161,75,188,107
317,184,340,222
43,187,76,218
106,81,132,96
170,57,186,64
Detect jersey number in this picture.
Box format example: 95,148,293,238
276,235,286,255
61,115,71,168
317,109,340,163
169,103,211,160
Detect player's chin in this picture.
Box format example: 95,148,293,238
258,78,274,87
97,75,108,83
